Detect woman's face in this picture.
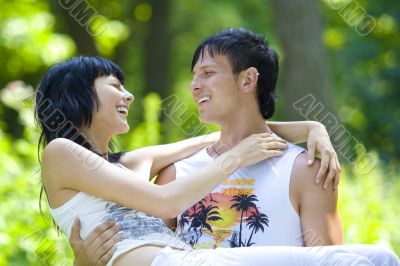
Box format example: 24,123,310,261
90,75,134,135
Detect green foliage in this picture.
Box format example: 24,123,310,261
0,81,73,265
0,89,399,264
0,0,399,263
339,153,400,252
321,0,400,163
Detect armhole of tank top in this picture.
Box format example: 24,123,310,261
174,147,209,180
285,146,306,220
173,162,179,180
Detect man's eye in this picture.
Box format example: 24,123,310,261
204,72,214,77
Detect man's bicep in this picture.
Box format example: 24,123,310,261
156,164,178,230
293,153,343,246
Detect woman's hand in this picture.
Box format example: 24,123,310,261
229,133,288,169
307,122,341,190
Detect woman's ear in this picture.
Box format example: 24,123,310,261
240,67,259,93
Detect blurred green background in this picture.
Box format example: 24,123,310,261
0,0,399,264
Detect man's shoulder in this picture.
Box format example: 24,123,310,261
291,152,336,198
156,163,177,185
286,142,306,155
290,152,341,246
291,152,320,186
293,152,320,175
259,142,304,168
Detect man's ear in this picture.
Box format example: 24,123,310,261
239,67,259,93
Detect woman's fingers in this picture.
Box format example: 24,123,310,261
262,141,288,150
307,142,317,166
264,150,285,157
316,150,341,190
234,133,288,168
315,150,330,184
333,156,341,190
323,157,336,189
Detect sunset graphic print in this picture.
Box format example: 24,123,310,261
177,177,270,249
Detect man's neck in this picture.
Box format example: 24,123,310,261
216,114,272,151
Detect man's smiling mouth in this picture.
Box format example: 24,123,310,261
198,95,211,104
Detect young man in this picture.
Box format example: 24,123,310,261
155,28,342,249
70,29,399,265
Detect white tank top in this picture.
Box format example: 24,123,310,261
49,191,191,265
175,142,305,249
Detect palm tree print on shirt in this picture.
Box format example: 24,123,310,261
179,193,269,247
230,194,269,247
230,194,258,247
244,210,269,246
181,198,222,245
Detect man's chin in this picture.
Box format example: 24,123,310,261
199,115,216,125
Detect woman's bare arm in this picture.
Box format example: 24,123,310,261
267,120,319,143
120,132,219,179
42,135,285,219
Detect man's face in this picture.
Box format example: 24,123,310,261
190,52,241,124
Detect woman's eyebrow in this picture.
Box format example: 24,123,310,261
109,77,121,84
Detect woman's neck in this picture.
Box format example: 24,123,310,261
79,127,111,158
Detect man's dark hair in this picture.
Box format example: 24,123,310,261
191,28,279,119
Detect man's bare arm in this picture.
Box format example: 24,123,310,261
290,153,343,246
156,164,178,230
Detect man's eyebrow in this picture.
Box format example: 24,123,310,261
192,64,217,75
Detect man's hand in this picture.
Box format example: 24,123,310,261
306,122,341,190
70,218,122,266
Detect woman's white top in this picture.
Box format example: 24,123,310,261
49,191,191,265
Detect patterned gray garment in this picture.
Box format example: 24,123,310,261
104,201,184,244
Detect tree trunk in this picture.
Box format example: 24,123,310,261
48,1,97,55
271,0,334,121
144,0,172,99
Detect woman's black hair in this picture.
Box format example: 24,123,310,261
35,56,126,229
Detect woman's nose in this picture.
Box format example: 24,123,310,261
124,90,134,103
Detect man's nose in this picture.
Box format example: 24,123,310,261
190,77,201,92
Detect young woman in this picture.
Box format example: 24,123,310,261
37,56,398,266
